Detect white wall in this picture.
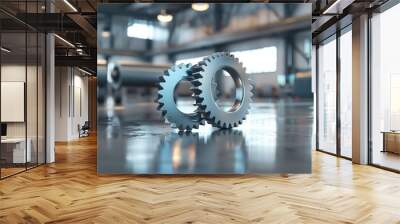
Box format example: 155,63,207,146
1,65,37,137
54,67,89,141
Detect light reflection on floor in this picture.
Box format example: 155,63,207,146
98,99,313,174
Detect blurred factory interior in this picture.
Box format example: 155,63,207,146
96,3,313,174
97,3,312,104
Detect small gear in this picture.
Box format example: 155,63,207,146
189,52,254,129
157,63,203,131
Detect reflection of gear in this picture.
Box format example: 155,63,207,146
211,128,243,139
190,52,254,129
157,63,203,131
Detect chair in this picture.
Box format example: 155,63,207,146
78,121,90,138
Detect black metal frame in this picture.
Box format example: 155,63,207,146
0,0,47,180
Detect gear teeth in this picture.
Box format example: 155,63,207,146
157,93,163,100
191,66,204,73
195,97,204,103
157,103,164,110
191,88,202,95
233,123,238,127
228,124,232,129
186,76,194,81
193,73,203,79
238,120,243,125
159,76,165,82
251,87,256,95
198,61,207,66
191,80,202,87
161,110,167,117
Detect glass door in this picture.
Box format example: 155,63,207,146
317,35,337,154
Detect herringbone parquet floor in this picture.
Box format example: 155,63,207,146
1,135,400,223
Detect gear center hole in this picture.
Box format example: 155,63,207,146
212,68,243,112
173,79,197,114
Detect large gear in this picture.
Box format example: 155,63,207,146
157,63,203,131
189,52,254,129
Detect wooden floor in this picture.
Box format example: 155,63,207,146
1,135,400,223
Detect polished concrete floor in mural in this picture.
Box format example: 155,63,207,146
1,135,400,223
97,98,313,174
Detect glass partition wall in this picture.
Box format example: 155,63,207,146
370,3,400,172
317,35,337,155
0,2,46,179
339,27,352,159
316,25,352,159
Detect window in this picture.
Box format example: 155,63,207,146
317,37,337,154
339,28,352,158
370,3,400,171
127,21,168,41
175,47,278,74
232,47,277,74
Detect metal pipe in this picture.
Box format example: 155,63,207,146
98,64,170,87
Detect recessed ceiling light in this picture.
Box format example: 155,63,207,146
1,47,11,53
54,34,75,48
192,3,209,12
102,31,111,38
157,10,173,23
78,67,93,76
63,0,78,12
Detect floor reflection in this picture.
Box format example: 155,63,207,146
154,130,248,174
98,99,313,174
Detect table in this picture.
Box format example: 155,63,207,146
382,131,400,154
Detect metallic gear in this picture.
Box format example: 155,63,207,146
157,63,203,131
189,52,254,129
